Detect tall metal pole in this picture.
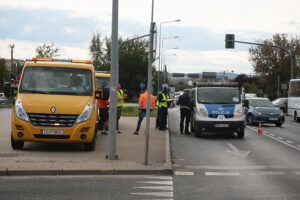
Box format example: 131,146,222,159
9,44,15,78
144,0,154,165
291,54,294,80
157,19,180,93
107,0,118,160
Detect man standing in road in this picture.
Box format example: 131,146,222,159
116,83,127,133
157,84,169,131
177,89,191,134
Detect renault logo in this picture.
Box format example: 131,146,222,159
50,107,56,113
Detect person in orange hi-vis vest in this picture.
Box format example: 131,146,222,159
133,88,155,135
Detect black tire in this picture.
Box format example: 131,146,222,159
194,125,202,138
275,122,282,127
294,112,300,122
11,135,24,150
84,133,96,151
237,129,245,138
247,114,254,125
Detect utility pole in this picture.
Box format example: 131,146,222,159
107,0,118,160
9,44,15,79
144,0,155,165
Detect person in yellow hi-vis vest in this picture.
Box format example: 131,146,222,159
157,84,169,131
117,83,127,133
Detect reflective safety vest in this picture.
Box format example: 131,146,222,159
158,92,168,108
117,89,125,107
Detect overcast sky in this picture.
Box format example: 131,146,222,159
0,0,300,74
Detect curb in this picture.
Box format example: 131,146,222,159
164,128,173,174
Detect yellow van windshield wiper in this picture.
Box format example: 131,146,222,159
20,90,50,94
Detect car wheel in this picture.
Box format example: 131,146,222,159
275,122,282,127
294,112,300,122
84,133,96,151
11,135,24,150
194,125,202,138
237,129,245,139
247,114,254,125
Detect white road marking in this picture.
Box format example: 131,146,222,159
178,158,185,161
251,171,285,176
269,133,275,136
296,172,300,175
136,181,173,185
247,126,300,151
134,186,173,191
174,171,194,176
227,143,250,158
297,145,300,148
144,176,173,180
277,137,284,140
286,140,294,144
131,192,173,197
205,172,240,176
187,165,299,170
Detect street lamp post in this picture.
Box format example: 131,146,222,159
159,36,179,88
157,19,180,93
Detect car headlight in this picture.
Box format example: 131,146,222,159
15,100,29,121
199,108,208,116
234,108,243,118
76,102,93,123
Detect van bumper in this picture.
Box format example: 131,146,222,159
195,120,245,132
11,112,97,143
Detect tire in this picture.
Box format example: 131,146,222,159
11,135,24,150
275,122,282,127
237,129,245,139
194,124,202,138
247,114,254,126
294,112,300,122
84,133,96,151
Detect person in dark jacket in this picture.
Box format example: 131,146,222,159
177,89,191,134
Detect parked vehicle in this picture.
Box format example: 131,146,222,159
272,97,288,113
246,97,285,127
190,82,247,138
11,58,99,151
288,79,300,121
245,93,257,99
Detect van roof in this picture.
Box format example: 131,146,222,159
24,61,94,70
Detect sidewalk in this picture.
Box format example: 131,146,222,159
0,114,172,176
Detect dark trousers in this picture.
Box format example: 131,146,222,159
180,108,190,133
135,109,147,132
156,107,160,128
159,106,168,129
117,106,122,130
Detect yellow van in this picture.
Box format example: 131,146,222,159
11,58,99,151
95,71,111,90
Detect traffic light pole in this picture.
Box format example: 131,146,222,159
225,38,295,79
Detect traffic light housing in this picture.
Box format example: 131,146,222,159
225,34,235,49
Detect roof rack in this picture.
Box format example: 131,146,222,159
29,58,93,64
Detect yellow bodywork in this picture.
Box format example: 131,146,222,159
11,61,98,144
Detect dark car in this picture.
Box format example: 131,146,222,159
272,97,288,113
246,97,285,127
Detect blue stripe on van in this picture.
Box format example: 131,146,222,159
205,104,235,116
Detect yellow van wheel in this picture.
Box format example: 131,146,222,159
11,134,24,150
84,133,96,151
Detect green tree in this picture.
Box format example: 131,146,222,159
249,34,300,99
35,43,59,58
89,34,154,100
0,59,8,92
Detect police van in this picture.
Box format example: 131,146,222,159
190,82,247,138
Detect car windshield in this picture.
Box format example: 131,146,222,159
272,98,286,104
197,87,241,104
250,99,274,107
20,67,93,96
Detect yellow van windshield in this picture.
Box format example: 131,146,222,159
20,67,93,96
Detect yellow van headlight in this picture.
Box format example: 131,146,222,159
15,100,29,121
76,102,93,123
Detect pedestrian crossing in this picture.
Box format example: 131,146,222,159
131,176,174,199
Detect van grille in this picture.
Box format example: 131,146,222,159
34,134,70,139
208,114,234,119
28,113,78,127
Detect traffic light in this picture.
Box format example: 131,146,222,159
225,34,235,49
4,82,10,98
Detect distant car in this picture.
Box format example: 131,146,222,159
245,93,257,99
246,97,285,127
0,96,9,104
272,98,288,113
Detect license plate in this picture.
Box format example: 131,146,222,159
41,129,64,135
215,124,229,128
269,117,278,121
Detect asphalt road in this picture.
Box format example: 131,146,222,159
169,107,300,200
